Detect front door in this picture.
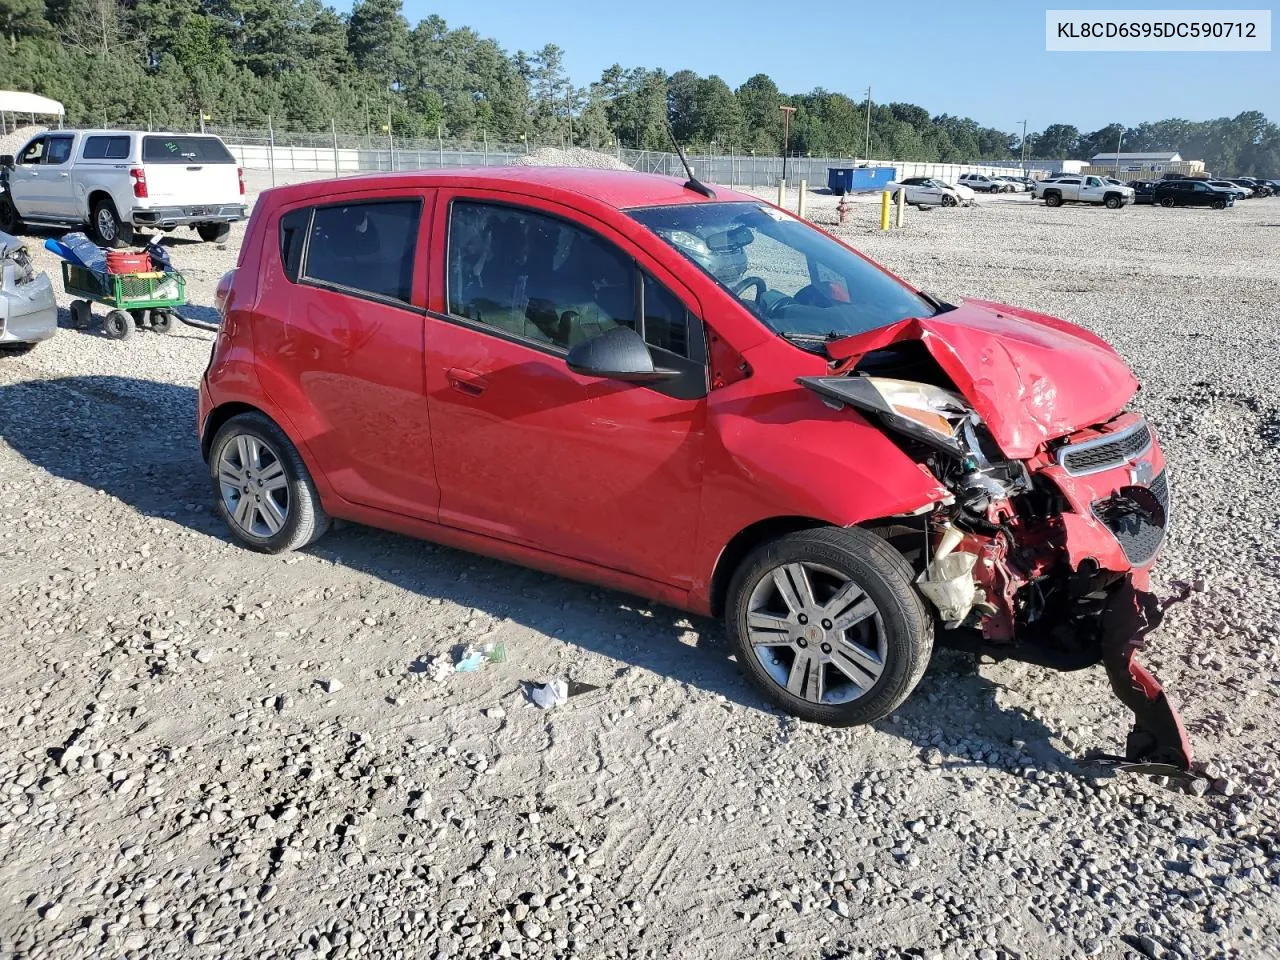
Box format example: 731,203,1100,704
7,136,46,215
423,191,707,587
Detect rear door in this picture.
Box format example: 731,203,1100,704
139,135,240,207
252,190,440,518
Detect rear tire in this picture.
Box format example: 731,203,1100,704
151,309,174,333
209,412,330,554
1044,192,1062,207
102,309,132,340
90,198,133,248
196,222,231,243
726,526,933,727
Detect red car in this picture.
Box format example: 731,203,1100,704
199,168,1190,769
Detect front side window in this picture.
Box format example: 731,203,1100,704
45,136,73,165
1085,177,1101,187
448,200,637,350
18,138,45,164
302,199,421,304
630,201,936,345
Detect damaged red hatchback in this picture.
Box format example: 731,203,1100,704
199,168,1189,769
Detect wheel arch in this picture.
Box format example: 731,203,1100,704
201,400,270,462
707,513,928,619
86,188,114,218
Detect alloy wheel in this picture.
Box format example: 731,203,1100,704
746,561,886,705
218,434,290,538
96,207,117,242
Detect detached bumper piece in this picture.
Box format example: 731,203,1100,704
1097,578,1193,773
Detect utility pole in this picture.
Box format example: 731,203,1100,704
779,105,796,181
1114,126,1124,178
864,86,872,161
1018,119,1028,176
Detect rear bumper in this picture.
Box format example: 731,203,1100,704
0,273,57,345
132,204,246,228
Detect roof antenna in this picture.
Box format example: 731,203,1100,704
666,123,715,199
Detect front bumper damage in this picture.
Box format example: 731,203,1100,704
912,413,1193,772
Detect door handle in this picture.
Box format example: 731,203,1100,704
447,368,488,396
57,172,69,178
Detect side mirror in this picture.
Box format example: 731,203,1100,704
566,326,679,383
0,155,13,168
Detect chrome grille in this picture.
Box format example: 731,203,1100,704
1056,420,1153,476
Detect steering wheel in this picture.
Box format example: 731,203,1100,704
732,276,768,301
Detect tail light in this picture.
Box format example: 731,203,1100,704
237,166,245,196
215,269,236,318
129,168,148,198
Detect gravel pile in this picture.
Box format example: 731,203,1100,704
506,146,632,171
1,188,1279,959
0,125,45,157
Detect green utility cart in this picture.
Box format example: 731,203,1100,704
62,263,187,340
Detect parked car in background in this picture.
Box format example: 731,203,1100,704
1033,175,1133,208
995,176,1032,192
1126,180,1159,204
196,167,1191,769
0,230,56,353
1206,180,1250,201
1153,180,1233,209
957,173,1009,193
0,130,246,247
888,177,975,207
1236,178,1273,197
1225,178,1264,198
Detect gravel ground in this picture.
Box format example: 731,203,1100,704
2,179,1279,960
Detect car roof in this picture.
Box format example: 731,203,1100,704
261,167,761,212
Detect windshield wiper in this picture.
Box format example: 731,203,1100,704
777,330,846,356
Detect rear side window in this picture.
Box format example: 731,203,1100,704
142,136,235,164
82,135,131,160
302,199,421,304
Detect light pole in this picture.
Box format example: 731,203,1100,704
1114,126,1124,178
1018,119,1028,176
779,105,796,181
864,86,872,161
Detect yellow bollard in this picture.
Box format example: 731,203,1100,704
777,178,786,208
798,179,807,219
896,186,905,227
880,190,891,230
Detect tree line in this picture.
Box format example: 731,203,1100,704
0,0,1276,174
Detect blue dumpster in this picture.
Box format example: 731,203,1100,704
827,167,897,194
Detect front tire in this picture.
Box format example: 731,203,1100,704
1211,199,1226,210
0,196,23,234
941,194,957,207
196,222,231,243
1160,197,1176,208
209,412,330,554
1104,194,1122,209
726,527,933,726
90,198,133,248
102,309,132,340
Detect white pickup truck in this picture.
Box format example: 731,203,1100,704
1032,174,1134,209
0,130,246,247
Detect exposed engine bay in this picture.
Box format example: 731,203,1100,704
798,336,1193,773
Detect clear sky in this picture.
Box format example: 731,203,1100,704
389,0,1278,134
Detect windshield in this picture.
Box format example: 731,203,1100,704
628,202,936,341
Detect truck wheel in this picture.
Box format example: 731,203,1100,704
1044,192,1062,207
69,300,93,329
1160,197,1176,208
102,309,133,340
0,196,23,234
1104,194,1122,209
726,526,933,727
90,198,133,248
196,222,231,243
1211,198,1226,210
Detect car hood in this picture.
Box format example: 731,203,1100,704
950,183,976,197
825,299,1139,458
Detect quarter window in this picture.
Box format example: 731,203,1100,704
641,274,689,357
447,200,636,350
302,199,421,304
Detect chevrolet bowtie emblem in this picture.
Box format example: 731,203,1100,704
1130,459,1155,486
